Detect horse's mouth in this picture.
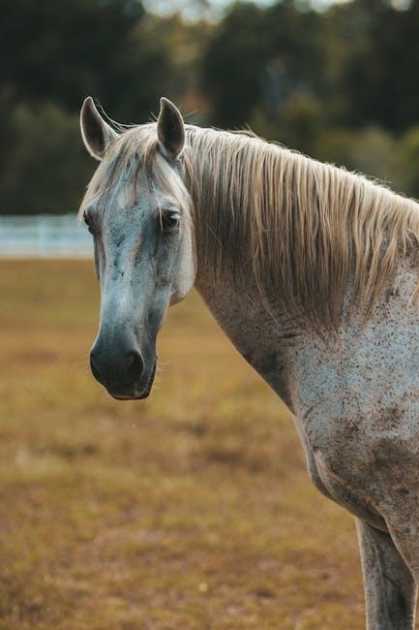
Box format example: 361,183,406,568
107,360,157,401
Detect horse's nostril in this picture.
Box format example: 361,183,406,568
126,350,143,379
89,343,144,388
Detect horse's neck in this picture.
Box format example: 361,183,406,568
195,273,301,411
196,256,419,417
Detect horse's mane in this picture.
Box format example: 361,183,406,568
81,123,419,326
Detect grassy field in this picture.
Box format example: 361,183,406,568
0,260,367,630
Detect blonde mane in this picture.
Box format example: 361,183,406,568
81,123,419,326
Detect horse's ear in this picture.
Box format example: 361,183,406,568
157,97,185,160
80,97,118,161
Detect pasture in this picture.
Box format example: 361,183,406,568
0,259,365,629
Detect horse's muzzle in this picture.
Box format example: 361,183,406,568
90,338,156,400
107,360,157,400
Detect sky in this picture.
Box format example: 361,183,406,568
144,0,411,20
144,0,351,19
203,0,348,7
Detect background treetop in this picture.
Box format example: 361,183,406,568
2,0,419,214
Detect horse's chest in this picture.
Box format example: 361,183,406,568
291,313,419,521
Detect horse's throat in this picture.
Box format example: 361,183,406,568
196,277,299,411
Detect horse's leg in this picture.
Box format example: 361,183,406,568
357,519,417,629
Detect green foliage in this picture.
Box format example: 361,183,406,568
3,0,419,214
201,3,270,127
315,127,403,185
399,127,419,198
0,0,174,214
201,1,324,128
0,104,92,214
252,92,325,156
340,0,419,131
0,0,163,119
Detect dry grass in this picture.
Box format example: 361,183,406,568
0,260,367,629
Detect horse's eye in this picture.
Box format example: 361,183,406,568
161,210,180,232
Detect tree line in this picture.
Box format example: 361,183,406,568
2,0,419,214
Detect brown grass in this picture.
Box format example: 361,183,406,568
0,260,367,629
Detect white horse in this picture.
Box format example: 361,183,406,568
80,96,419,629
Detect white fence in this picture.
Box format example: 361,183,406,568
0,215,93,258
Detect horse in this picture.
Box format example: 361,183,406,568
79,95,419,629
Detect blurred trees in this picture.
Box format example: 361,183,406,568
0,0,170,118
0,105,91,214
201,0,419,195
2,0,419,214
339,0,419,131
201,3,270,127
0,0,172,213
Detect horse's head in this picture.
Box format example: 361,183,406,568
79,97,196,399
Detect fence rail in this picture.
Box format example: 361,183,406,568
0,215,93,258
